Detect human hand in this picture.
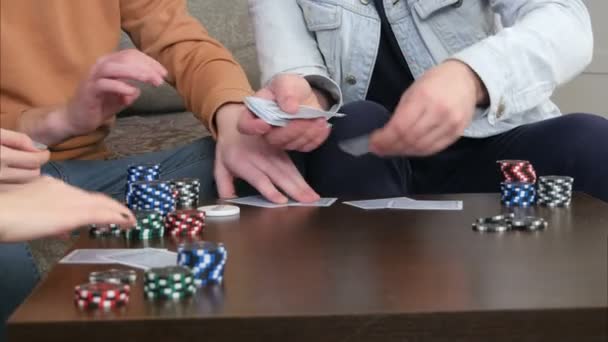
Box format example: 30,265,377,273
215,103,320,204
0,129,50,184
54,49,167,141
370,60,488,156
238,74,332,152
0,176,136,242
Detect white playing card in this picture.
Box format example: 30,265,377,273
338,134,371,157
389,199,463,211
227,195,337,208
343,197,414,210
226,196,288,208
59,249,138,264
102,249,178,270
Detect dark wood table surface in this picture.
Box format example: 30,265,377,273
8,193,608,342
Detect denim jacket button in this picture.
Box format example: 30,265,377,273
345,75,358,85
359,0,370,5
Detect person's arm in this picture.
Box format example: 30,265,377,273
248,0,342,110
119,0,254,137
450,0,593,122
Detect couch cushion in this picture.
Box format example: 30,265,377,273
120,0,260,115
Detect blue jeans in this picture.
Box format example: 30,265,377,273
1,137,216,339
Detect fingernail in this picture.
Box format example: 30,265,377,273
33,141,47,150
120,212,130,219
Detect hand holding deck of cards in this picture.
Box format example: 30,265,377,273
244,96,344,127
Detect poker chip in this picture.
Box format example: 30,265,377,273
165,209,206,237
500,182,536,207
124,210,165,240
537,175,574,207
127,180,176,216
472,213,548,233
144,266,197,300
74,282,130,310
197,205,240,217
170,178,201,210
178,241,228,286
497,160,537,183
126,164,161,204
89,269,137,285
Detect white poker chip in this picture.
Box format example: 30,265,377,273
197,204,240,217
33,141,48,150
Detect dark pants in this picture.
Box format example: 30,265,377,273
302,100,608,202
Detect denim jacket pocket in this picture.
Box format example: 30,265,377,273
411,0,491,55
297,0,342,79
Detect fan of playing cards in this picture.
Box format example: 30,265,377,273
244,96,344,127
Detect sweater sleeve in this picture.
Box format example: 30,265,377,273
119,0,254,136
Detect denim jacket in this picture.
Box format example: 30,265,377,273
249,0,593,137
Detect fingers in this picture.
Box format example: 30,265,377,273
214,158,237,199
241,164,288,204
270,74,310,114
237,110,272,136
283,119,330,152
94,62,164,87
370,96,425,156
0,165,41,183
0,129,39,152
0,146,49,169
269,154,320,202
95,78,139,97
85,193,136,227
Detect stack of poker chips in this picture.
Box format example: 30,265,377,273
537,176,574,207
89,223,122,238
497,160,537,207
144,266,197,300
89,269,137,285
472,213,547,233
170,178,201,210
74,282,130,310
126,164,160,205
500,182,537,207
124,210,165,240
178,241,228,286
498,160,537,183
165,209,205,237
127,180,176,216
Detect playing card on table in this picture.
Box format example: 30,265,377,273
244,97,344,127
227,195,337,208
389,199,463,211
59,249,145,264
338,134,371,157
102,249,178,270
342,197,414,210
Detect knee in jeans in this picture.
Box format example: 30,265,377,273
563,113,608,133
331,101,391,140
559,113,608,162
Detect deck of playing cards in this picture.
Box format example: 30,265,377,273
244,96,344,127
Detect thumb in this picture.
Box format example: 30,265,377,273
275,93,300,114
214,160,237,199
237,110,272,136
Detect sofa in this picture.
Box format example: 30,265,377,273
29,0,259,276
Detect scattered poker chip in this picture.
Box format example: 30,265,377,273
197,205,240,217
472,213,548,233
89,224,122,238
74,282,130,310
89,269,137,285
177,241,228,286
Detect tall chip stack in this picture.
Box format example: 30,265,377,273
177,241,228,286
170,178,201,209
126,164,160,205
497,160,537,207
537,176,574,207
127,180,176,216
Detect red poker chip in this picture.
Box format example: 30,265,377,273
74,283,130,301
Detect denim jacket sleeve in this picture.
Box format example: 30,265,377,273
450,0,593,123
248,0,343,110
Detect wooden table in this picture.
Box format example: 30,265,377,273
8,194,608,342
